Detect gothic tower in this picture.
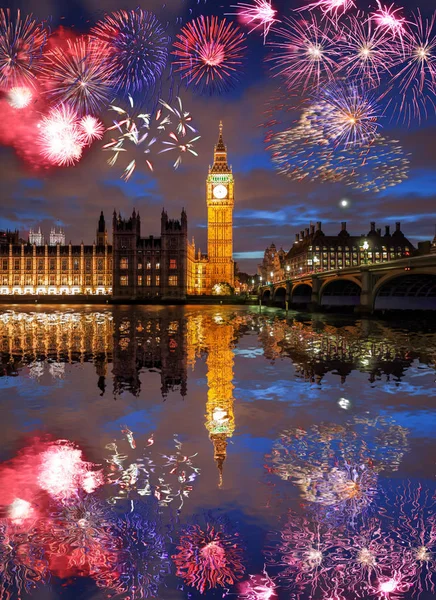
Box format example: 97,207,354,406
96,211,108,246
206,122,234,292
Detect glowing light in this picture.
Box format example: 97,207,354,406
8,498,34,523
298,0,355,17
79,115,105,144
7,86,33,108
340,199,349,207
228,0,279,43
172,15,246,94
373,1,406,39
379,578,398,593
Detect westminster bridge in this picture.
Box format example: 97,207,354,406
259,254,436,311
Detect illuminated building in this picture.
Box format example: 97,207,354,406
49,227,65,246
188,122,235,294
0,213,112,296
258,244,287,284
282,221,415,278
203,315,236,486
112,209,188,301
29,227,44,246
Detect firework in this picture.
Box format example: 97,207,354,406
160,131,201,169
238,569,277,599
79,115,105,144
91,9,169,95
0,9,47,87
172,15,246,94
310,82,381,147
228,1,279,43
6,85,33,108
41,36,115,115
297,0,355,18
390,11,436,122
172,517,245,593
268,15,340,92
337,13,395,87
372,1,406,39
39,105,103,167
159,96,197,137
269,108,409,192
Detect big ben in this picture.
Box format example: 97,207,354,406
206,122,235,292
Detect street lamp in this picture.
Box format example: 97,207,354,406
270,271,274,282
362,240,369,264
313,256,320,273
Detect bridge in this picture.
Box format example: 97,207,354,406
259,254,436,312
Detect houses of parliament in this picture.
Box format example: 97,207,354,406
0,123,235,300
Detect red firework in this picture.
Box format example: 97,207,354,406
172,521,245,593
172,15,246,94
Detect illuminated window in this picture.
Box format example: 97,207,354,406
49,259,55,271
138,263,142,270
61,276,68,285
97,276,103,286
14,259,19,270
97,258,103,271
138,275,143,286
156,262,160,270
38,259,44,272
85,259,92,272
73,276,79,285
120,257,128,270
61,259,67,271
37,275,44,285
146,275,151,286
25,276,32,285
86,275,92,285
73,259,79,271
170,259,177,269
2,259,7,270
13,275,19,285
156,276,160,286
169,275,178,286
146,262,151,270
120,275,128,286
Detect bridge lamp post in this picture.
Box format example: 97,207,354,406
270,271,274,283
286,265,290,278
362,240,370,265
313,256,320,273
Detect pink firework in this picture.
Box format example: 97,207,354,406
268,15,340,92
172,15,246,94
297,0,356,18
372,1,406,39
338,13,395,86
79,115,105,144
7,85,33,108
38,105,102,167
390,11,436,122
172,521,245,593
238,570,277,599
228,1,279,43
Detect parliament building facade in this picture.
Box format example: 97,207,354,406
0,123,236,300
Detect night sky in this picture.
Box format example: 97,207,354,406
1,0,436,272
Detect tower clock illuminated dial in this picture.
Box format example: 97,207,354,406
213,184,228,199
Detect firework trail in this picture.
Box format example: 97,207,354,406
228,1,279,43
297,0,356,18
91,9,169,95
268,14,340,92
172,515,245,593
159,131,201,169
372,1,407,40
41,36,115,115
0,9,48,88
159,96,197,137
173,15,246,94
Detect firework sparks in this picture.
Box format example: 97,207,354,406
390,11,436,122
39,105,103,167
7,85,33,108
268,15,340,92
172,518,245,593
297,0,355,18
311,82,381,147
238,569,278,599
91,9,169,95
159,96,197,137
338,13,395,86
372,1,406,39
0,9,47,87
160,131,201,169
41,36,115,115
172,15,246,94
228,1,279,43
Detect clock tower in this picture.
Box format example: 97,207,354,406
206,121,234,291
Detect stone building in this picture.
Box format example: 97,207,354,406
283,221,415,278
112,208,188,302
257,243,287,283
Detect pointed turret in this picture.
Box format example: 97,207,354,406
210,121,231,174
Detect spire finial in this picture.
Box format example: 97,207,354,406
219,120,223,134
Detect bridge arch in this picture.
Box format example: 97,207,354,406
261,288,272,305
320,277,362,307
373,272,436,311
291,282,312,305
273,286,287,308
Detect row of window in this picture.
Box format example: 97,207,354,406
119,258,177,270
2,276,109,286
119,275,178,287
2,258,110,271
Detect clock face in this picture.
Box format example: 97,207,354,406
213,184,228,199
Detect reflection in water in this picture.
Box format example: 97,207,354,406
172,516,245,594
105,430,200,510
0,307,435,599
266,486,435,600
267,417,409,515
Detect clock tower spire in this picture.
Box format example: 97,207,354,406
206,121,234,292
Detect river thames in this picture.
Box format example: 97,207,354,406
0,305,435,600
